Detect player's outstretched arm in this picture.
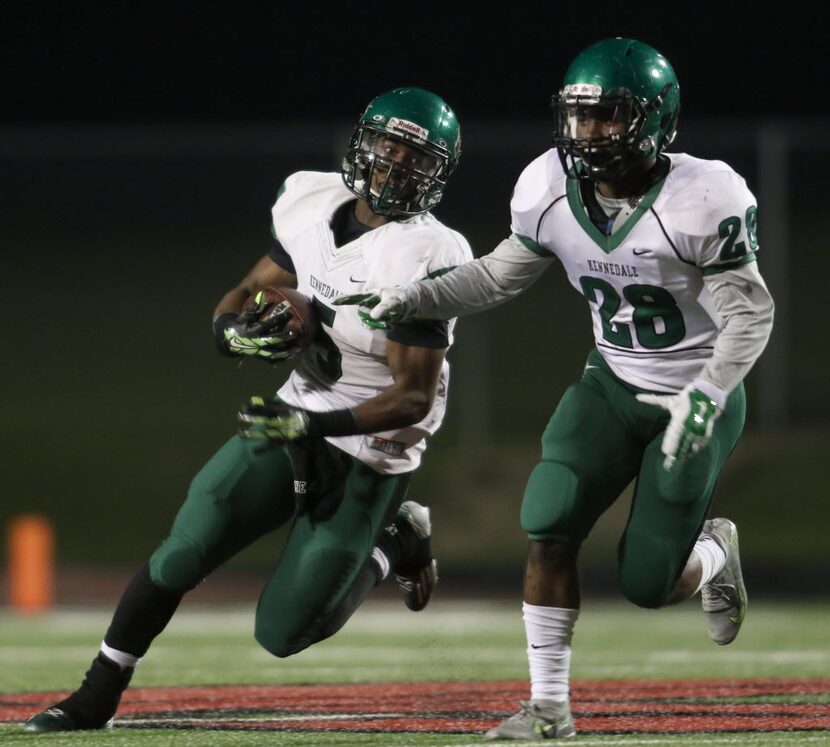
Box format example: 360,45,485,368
334,234,554,325
333,288,415,329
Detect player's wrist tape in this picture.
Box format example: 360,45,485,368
213,312,240,357
304,408,357,438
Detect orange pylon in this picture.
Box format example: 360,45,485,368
8,514,54,612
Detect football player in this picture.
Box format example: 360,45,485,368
25,87,472,732
337,40,775,740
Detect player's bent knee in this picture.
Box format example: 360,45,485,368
254,606,328,659
148,535,208,594
617,531,677,609
254,625,307,658
618,574,667,609
255,546,362,659
521,461,581,540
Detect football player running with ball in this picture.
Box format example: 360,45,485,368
25,88,472,732
338,40,774,740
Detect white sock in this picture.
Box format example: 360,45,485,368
100,641,141,670
371,547,390,580
523,602,579,703
692,535,727,594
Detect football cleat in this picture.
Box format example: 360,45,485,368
24,707,113,733
485,699,576,740
388,500,438,612
700,518,747,645
396,558,438,613
23,653,133,732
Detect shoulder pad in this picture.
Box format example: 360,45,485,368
658,155,758,269
510,150,565,242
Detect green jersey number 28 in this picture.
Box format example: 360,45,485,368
579,277,687,350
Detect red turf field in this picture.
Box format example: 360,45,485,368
4,679,828,734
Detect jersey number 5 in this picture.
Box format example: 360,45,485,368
311,298,343,382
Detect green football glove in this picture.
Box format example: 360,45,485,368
238,397,311,443
636,381,726,471
238,397,357,446
333,288,414,330
221,291,301,361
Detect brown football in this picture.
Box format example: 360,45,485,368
242,286,319,351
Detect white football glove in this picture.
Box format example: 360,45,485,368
332,287,415,329
636,379,726,471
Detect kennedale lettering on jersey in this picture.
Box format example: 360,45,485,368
309,274,342,299
586,259,640,278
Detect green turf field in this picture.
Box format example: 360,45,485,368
1,599,828,745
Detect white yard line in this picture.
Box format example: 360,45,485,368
122,712,407,724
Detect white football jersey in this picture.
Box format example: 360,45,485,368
511,151,760,392
273,171,473,474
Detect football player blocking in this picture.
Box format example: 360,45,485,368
24,88,472,732
338,38,774,740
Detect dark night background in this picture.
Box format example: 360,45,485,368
2,3,828,123
1,2,828,597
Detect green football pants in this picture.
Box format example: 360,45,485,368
521,349,746,608
147,434,409,656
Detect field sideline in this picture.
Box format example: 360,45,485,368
1,599,828,745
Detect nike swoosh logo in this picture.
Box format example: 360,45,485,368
530,643,554,649
632,248,650,256
350,275,366,283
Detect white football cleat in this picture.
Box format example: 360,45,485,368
485,699,576,740
700,518,747,645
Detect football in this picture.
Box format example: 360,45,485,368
242,286,319,351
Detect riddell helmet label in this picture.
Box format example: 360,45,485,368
387,117,429,142
563,83,603,99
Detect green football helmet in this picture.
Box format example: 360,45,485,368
552,38,680,181
342,87,461,217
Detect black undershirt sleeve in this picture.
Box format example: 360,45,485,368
268,236,296,274
387,319,450,349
